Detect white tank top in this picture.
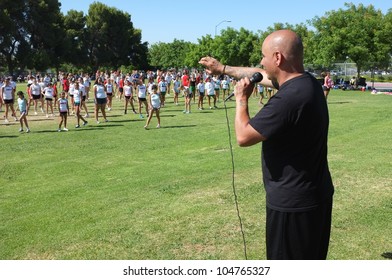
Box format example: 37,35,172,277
95,84,106,98
59,98,68,112
138,85,147,98
151,93,161,108
124,85,132,97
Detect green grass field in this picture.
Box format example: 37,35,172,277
1,84,391,260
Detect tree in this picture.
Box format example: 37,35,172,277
310,3,389,77
0,0,65,74
63,10,89,70
0,0,30,75
149,40,194,69
24,0,65,72
85,2,147,70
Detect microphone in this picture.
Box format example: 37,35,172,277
224,72,263,102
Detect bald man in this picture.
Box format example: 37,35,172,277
199,30,334,260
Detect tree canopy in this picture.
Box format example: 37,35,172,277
0,1,391,77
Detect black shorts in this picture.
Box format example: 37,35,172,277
95,98,107,105
266,198,333,260
138,97,147,102
4,99,14,104
32,94,41,100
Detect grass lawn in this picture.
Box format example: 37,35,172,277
1,84,391,260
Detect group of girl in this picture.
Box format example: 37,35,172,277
4,68,240,133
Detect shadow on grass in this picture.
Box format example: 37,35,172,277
327,101,353,104
0,135,18,138
32,124,124,133
160,125,197,129
109,119,142,123
381,252,392,259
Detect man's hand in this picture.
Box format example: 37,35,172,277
198,56,224,75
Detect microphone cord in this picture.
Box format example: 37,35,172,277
223,99,248,260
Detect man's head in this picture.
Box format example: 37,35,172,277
261,30,304,85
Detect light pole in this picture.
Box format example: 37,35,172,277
215,20,231,37
344,56,349,78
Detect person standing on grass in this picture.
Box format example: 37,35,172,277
221,75,231,101
199,29,334,260
68,77,76,115
78,77,89,118
1,77,18,123
57,91,69,132
147,76,156,95
43,82,55,117
182,69,190,96
118,74,125,100
213,75,221,103
105,78,114,111
165,71,174,96
158,76,168,107
27,77,43,115
257,82,265,106
73,82,88,128
83,73,91,100
322,71,334,99
52,80,58,110
17,91,30,133
173,75,181,105
137,78,149,119
144,85,161,129
197,78,205,110
123,79,136,114
205,76,216,109
189,73,197,104
93,78,109,124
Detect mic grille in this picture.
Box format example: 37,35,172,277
249,72,263,83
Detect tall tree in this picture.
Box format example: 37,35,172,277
85,2,147,70
63,10,89,70
311,3,388,76
24,0,65,72
0,0,29,75
149,40,194,69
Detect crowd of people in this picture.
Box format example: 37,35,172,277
1,68,273,133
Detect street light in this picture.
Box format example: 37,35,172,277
215,20,231,37
344,56,349,77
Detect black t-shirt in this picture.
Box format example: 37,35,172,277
249,73,334,212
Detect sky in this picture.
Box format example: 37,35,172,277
60,1,390,45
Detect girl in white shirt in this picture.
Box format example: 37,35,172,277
73,82,88,128
205,77,217,109
43,82,55,117
123,80,136,114
57,91,69,131
137,79,149,119
144,85,161,129
105,78,114,111
93,78,108,124
1,77,18,122
17,91,30,132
